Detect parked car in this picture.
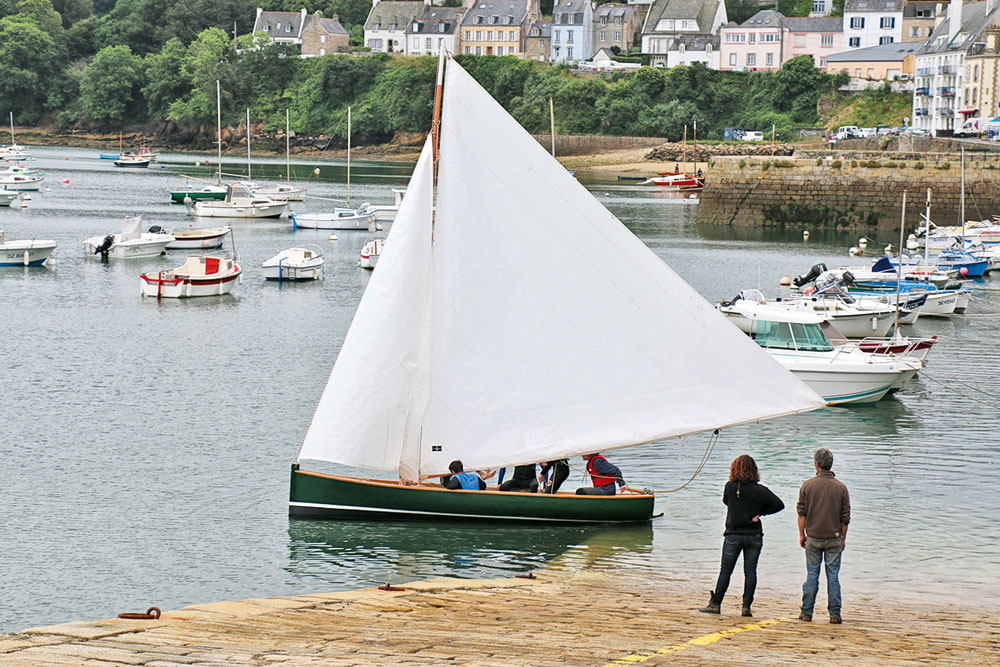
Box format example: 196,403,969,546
833,126,860,140
876,126,894,136
904,127,930,137
858,127,877,138
742,131,764,141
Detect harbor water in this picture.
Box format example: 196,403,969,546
1,147,997,632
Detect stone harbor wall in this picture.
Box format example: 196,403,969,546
696,155,1000,231
645,142,796,161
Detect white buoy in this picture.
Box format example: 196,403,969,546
885,244,893,253
802,230,810,240
313,168,320,175
779,276,791,286
329,234,338,241
849,246,860,256
858,237,868,248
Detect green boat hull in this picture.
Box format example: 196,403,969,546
170,190,227,203
289,467,655,524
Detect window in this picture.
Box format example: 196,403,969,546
706,43,711,53
766,52,773,66
850,17,864,29
412,38,419,48
389,23,396,32
554,29,560,43
812,0,825,11
497,46,504,55
285,25,293,33
614,31,620,42
915,8,931,17
320,48,325,55
264,25,270,32
725,33,746,43
615,16,621,25
679,42,685,52
880,16,895,29
868,67,874,77
487,30,493,40
320,35,326,43
560,13,567,23
464,45,471,53
855,67,862,76
600,16,607,25
821,34,833,47
568,46,573,58
505,16,512,24
475,45,482,54
749,33,755,44
438,23,445,33
567,31,573,43
599,30,606,41
911,27,920,37
464,30,470,39
475,30,482,39
276,22,282,30
426,37,432,48
508,30,515,41
819,58,826,66
849,36,860,47
747,53,756,66
729,53,737,66
475,16,482,24
879,36,893,44
762,33,779,42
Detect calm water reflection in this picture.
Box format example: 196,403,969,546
2,147,998,632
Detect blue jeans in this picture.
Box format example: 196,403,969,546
801,537,843,616
712,534,763,606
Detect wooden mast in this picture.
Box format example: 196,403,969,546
549,96,556,157
432,44,445,182
681,125,687,172
286,108,291,184
216,80,222,186
347,105,351,206
693,119,697,175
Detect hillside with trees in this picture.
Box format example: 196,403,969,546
2,0,865,146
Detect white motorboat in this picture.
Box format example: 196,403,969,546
114,155,151,168
721,289,896,338
722,300,920,404
291,204,375,230
0,145,28,161
83,216,174,259
368,188,406,223
0,190,21,207
193,183,289,218
155,225,231,250
262,245,325,281
247,183,307,202
0,230,56,266
0,164,43,191
140,255,241,298
359,237,384,269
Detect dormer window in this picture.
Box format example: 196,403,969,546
531,26,538,35
264,25,270,31
505,15,512,24
373,23,379,31
389,23,396,32
439,23,446,33
490,15,497,24
615,16,621,25
277,22,282,30
601,16,607,25
475,16,482,24
285,25,292,32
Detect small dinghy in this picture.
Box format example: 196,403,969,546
154,225,231,250
140,255,241,298
290,204,375,230
263,245,325,281
83,216,174,259
359,237,384,269
0,230,56,266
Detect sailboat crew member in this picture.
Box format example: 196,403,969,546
539,459,570,494
442,460,487,490
576,453,628,495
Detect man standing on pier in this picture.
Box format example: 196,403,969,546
797,448,851,624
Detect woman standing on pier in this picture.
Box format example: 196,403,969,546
699,455,784,618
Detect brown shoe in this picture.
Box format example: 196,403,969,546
798,612,812,622
830,615,843,624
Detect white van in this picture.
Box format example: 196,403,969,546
833,126,859,140
742,131,764,141
954,118,983,137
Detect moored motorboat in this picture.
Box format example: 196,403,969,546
0,230,56,266
359,237,384,269
83,216,174,259
114,155,151,168
720,289,896,338
193,183,289,218
291,204,375,230
0,164,43,191
156,225,231,250
0,190,21,207
263,245,324,281
140,255,241,298
368,188,406,223
170,185,227,203
247,183,307,202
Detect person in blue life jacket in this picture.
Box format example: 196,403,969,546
442,460,487,490
576,453,628,495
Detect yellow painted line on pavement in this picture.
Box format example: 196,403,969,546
605,617,789,665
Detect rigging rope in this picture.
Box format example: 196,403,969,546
919,371,1000,410
647,429,720,494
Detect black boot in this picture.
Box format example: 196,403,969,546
742,597,753,617
699,591,722,614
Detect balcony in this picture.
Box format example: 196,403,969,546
915,87,929,96
936,107,954,115
938,65,954,75
938,87,956,96
916,67,933,77
915,108,929,117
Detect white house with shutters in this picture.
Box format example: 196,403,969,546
640,0,727,68
550,0,595,63
842,0,904,50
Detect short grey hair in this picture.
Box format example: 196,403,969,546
814,448,833,471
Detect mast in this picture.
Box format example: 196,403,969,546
119,131,122,157
9,111,13,144
924,188,931,265
432,44,445,183
549,95,556,158
681,125,687,172
894,190,906,335
286,108,291,184
216,80,222,186
693,119,698,175
246,108,251,180
960,143,965,246
347,105,351,207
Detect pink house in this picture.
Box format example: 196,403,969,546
719,10,844,71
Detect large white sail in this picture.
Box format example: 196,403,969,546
416,58,825,475
296,141,435,470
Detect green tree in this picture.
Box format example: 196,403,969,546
0,15,67,120
143,38,194,117
726,0,762,23
13,0,64,36
166,27,236,126
51,0,92,27
80,44,144,121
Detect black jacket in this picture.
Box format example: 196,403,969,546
722,480,784,536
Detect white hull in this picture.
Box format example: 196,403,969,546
0,191,20,207
253,185,307,201
194,201,288,218
0,240,56,266
84,234,173,259
723,307,894,339
262,262,324,280
359,237,383,269
916,291,958,317
367,204,399,223
0,177,42,191
953,289,971,314
164,227,230,249
291,208,375,230
769,350,919,404
263,246,325,281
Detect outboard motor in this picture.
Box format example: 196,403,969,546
148,224,165,234
841,271,855,286
94,234,114,261
792,263,827,288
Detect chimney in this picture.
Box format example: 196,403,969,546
934,3,944,29
947,0,962,43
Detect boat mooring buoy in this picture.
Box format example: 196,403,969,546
802,230,810,240
779,276,791,286
329,234,338,241
858,237,868,248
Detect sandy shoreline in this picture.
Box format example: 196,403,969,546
1,573,995,665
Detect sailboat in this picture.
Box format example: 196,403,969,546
240,108,307,201
290,106,375,230
0,112,29,161
644,122,703,190
289,52,826,524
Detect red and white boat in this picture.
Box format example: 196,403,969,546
140,255,240,298
359,237,384,269
856,335,938,362
643,171,704,190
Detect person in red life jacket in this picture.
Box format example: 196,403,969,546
575,453,627,495
442,460,487,490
